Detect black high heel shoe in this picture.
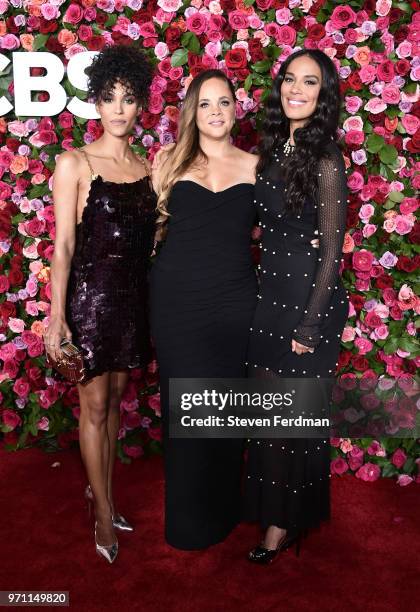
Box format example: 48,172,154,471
248,528,308,564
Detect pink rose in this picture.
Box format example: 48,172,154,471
330,458,349,475
330,5,356,29
359,65,377,84
372,324,389,340
391,449,407,469
397,474,413,486
228,10,248,31
122,444,144,458
400,197,419,215
37,416,49,431
344,96,363,114
355,462,381,482
148,393,161,416
2,409,22,431
13,378,30,398
395,215,414,235
354,337,373,355
63,3,83,24
401,114,419,135
382,86,400,105
276,26,296,46
41,4,59,20
352,249,374,272
364,98,387,114
341,326,356,342
398,284,417,310
347,171,364,191
186,12,208,35
358,203,374,222
362,224,377,239
345,130,365,147
0,34,20,50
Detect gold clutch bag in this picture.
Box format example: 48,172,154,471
45,339,86,384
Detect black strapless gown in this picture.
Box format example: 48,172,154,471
243,143,349,533
66,175,157,381
150,180,257,550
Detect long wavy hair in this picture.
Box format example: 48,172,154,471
257,49,342,214
156,69,236,224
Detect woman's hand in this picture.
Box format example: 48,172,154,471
44,317,72,362
291,339,314,355
311,229,319,249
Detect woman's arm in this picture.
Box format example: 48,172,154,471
44,152,80,360
292,146,348,352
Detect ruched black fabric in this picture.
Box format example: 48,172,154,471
66,175,157,381
243,143,349,533
150,180,257,550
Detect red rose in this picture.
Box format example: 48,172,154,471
352,356,369,372
377,60,395,83
6,137,19,152
248,38,264,62
140,112,160,130
8,268,24,287
337,350,352,368
39,19,58,34
349,294,365,311
46,37,64,53
87,35,106,51
395,59,410,76
352,249,374,272
407,129,420,154
408,221,420,244
396,255,417,272
165,25,181,52
225,48,247,70
364,311,382,328
308,23,325,40
347,72,363,91
375,274,394,289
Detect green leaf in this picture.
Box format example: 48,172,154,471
171,48,188,67
381,463,398,478
252,60,272,74
365,133,384,153
244,74,252,92
105,14,117,27
398,337,419,353
181,32,200,55
244,0,255,5
379,144,398,165
33,34,49,51
383,336,399,355
388,190,404,203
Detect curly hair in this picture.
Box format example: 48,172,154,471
86,44,154,105
257,49,342,214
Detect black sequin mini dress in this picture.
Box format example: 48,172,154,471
65,150,157,382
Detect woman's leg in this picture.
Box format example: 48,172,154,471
106,371,129,516
78,372,116,546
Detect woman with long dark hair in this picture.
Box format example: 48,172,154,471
243,49,349,563
150,69,258,550
44,46,156,563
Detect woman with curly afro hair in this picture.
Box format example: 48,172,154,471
44,45,157,564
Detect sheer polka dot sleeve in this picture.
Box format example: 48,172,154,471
292,146,348,349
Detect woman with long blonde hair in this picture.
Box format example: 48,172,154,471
150,69,258,550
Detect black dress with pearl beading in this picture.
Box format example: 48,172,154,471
243,141,349,533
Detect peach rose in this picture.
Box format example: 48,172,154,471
10,156,29,175
0,21,6,36
31,320,45,337
58,29,78,48
342,232,355,253
353,46,371,66
20,34,34,51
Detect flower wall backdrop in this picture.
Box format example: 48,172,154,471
0,0,419,482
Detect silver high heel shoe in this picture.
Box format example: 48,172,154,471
85,485,134,532
94,521,118,564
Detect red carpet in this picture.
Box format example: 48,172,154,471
1,447,419,612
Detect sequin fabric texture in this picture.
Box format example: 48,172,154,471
66,175,157,381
